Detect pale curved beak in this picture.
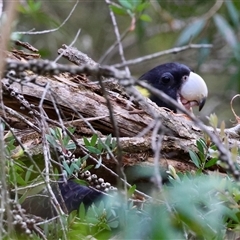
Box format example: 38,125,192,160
180,71,208,111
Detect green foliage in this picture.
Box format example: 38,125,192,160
46,127,76,152
127,184,136,198
214,14,238,49
175,0,240,91
17,0,58,25
9,172,240,239
110,0,151,22
2,127,34,188
176,19,207,46
189,138,219,171
18,0,42,14
67,200,119,239
61,174,240,239
83,134,117,154
62,155,89,178
83,134,117,168
190,113,239,172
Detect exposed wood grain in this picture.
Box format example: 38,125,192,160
2,48,239,183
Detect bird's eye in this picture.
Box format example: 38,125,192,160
161,73,173,85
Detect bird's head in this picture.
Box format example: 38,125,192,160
139,62,208,112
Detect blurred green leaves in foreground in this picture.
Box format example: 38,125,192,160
55,175,240,240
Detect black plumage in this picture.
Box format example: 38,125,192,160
22,179,102,219
58,179,102,213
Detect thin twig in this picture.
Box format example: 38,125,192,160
202,0,223,20
105,0,130,77
98,75,126,190
151,119,163,190
112,43,212,68
3,105,40,133
14,0,79,35
54,29,81,63
99,28,131,64
40,122,67,231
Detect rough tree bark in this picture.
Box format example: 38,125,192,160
2,43,240,185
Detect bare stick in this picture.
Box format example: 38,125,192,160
112,44,212,68
14,0,79,35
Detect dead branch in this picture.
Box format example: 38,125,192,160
1,47,240,184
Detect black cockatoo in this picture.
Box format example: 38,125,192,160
21,179,103,219
21,62,208,218
139,62,208,112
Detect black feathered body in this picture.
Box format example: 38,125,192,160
22,179,102,219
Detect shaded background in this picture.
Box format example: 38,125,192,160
12,0,240,126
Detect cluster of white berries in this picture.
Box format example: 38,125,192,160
80,170,117,192
60,150,117,193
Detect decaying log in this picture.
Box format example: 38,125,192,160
1,46,240,183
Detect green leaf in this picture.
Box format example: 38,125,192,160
111,139,117,150
63,134,70,147
105,134,112,147
55,127,62,140
63,161,72,175
25,165,34,182
118,0,133,10
86,146,101,155
97,139,104,152
46,135,58,147
208,113,218,129
222,205,240,223
110,5,128,15
83,137,91,147
71,162,80,171
127,184,136,197
205,158,218,168
50,128,57,138
196,138,207,161
197,39,211,66
135,2,150,12
176,19,206,46
81,155,89,162
15,172,26,185
28,0,41,12
189,150,200,168
90,134,98,146
108,220,119,228
225,0,239,28
68,127,76,134
83,164,93,172
213,14,238,48
197,140,204,155
66,142,76,150
73,179,87,186
140,14,152,22
6,138,16,152
79,203,86,220
70,162,80,173
33,1,41,11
